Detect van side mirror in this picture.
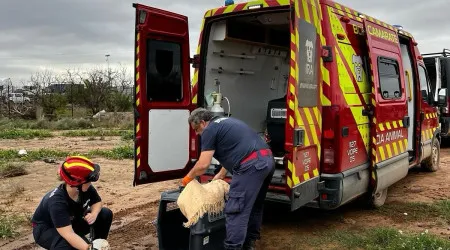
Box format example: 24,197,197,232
438,88,448,107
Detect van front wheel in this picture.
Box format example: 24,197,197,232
422,138,440,172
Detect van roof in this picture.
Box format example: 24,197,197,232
204,0,414,38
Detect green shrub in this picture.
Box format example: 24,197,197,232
0,214,27,238
0,162,28,178
0,129,53,139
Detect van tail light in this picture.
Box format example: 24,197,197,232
324,148,334,164
139,10,147,24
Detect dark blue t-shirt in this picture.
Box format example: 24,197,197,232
31,183,101,228
200,117,269,172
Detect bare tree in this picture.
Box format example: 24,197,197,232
111,63,133,94
79,67,113,115
30,69,67,119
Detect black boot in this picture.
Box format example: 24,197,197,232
243,239,256,250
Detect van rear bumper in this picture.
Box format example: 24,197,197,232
314,163,370,210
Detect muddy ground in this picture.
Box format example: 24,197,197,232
1,136,449,250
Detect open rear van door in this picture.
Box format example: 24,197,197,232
133,4,197,185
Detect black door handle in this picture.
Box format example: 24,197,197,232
362,108,373,116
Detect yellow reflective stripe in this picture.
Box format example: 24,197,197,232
386,144,393,158
289,100,295,111
287,176,293,188
386,122,391,130
393,121,398,129
289,160,300,185
295,0,300,18
313,168,319,177
303,172,311,181
392,142,399,156
379,147,386,161
64,162,94,171
302,0,311,23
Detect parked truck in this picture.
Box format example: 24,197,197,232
423,49,450,139
132,0,448,248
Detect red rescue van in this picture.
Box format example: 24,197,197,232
132,0,448,212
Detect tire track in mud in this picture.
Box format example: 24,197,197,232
107,200,160,250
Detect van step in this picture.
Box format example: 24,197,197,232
265,192,290,204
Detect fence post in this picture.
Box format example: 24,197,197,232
7,83,10,118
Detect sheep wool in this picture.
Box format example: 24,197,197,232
177,179,230,228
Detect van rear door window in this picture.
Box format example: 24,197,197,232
378,57,402,100
146,39,183,102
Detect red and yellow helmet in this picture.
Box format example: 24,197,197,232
59,156,100,186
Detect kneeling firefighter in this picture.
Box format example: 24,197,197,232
183,108,275,250
31,156,113,250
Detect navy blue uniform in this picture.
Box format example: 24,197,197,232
31,184,113,249
201,117,275,250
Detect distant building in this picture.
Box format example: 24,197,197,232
45,83,84,94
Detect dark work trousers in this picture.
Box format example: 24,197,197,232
224,152,275,250
32,207,113,250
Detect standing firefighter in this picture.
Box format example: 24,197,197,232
31,156,113,250
183,108,275,250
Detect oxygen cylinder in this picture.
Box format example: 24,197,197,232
210,92,225,117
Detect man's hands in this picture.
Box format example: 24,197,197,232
213,167,227,181
84,212,98,225
181,150,215,186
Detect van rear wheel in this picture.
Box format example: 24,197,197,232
422,138,440,172
369,188,387,208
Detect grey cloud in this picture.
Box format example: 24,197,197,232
0,0,448,83
339,0,450,53
0,0,217,83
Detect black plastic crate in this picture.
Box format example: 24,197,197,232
157,189,226,250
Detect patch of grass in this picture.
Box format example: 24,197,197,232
435,200,450,221
0,214,24,239
333,228,450,250
120,130,134,141
378,201,450,223
302,228,450,250
0,118,37,130
60,129,132,138
88,145,134,159
0,146,134,161
0,129,53,140
54,118,94,130
0,114,133,131
0,162,28,178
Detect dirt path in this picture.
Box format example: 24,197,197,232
0,158,179,250
1,139,449,249
0,136,125,152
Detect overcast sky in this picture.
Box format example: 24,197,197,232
0,0,448,85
